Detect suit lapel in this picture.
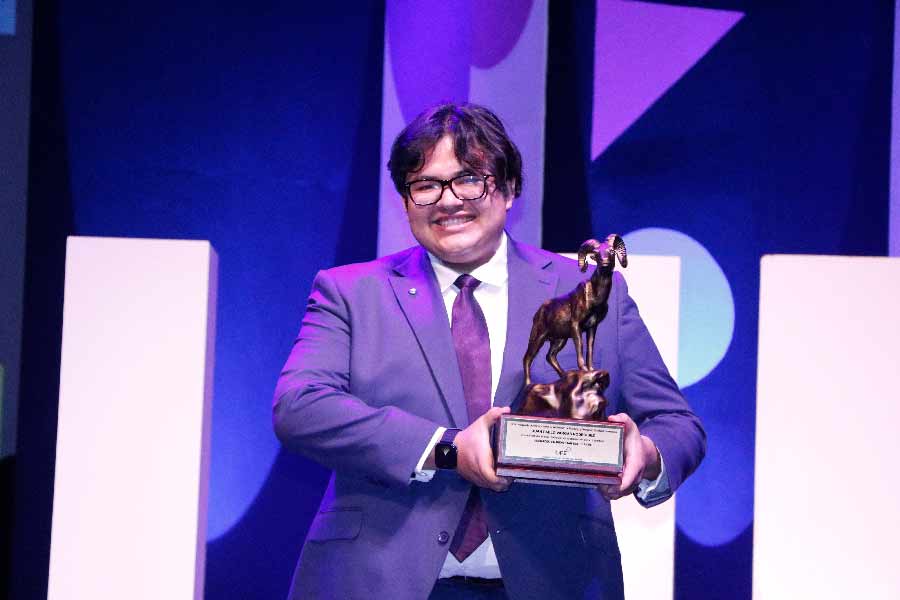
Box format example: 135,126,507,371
494,239,558,409
389,247,468,428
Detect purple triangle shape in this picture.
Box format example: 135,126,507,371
592,0,743,159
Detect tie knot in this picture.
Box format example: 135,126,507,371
454,274,481,291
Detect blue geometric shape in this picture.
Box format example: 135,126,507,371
623,227,734,388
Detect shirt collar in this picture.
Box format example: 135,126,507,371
428,232,509,293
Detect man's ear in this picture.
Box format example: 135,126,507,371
504,179,518,209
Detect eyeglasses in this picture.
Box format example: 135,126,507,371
404,173,493,206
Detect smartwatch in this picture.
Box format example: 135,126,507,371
434,428,461,470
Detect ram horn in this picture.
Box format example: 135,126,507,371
577,239,602,272
606,233,627,268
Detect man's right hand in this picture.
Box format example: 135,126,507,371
452,406,512,492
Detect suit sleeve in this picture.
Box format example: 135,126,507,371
614,272,706,498
272,269,440,488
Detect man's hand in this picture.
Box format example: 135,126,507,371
598,412,661,501
453,406,513,492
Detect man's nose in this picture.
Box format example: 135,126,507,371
436,184,463,208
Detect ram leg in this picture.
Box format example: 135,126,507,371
546,337,568,378
523,329,547,386
585,326,596,370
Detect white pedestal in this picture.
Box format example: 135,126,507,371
48,237,218,600
754,255,900,599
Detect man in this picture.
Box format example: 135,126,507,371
273,103,705,599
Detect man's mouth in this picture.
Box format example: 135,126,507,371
434,214,476,228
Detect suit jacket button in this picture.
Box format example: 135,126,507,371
437,531,450,544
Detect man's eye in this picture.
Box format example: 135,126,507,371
410,181,441,193
457,175,481,185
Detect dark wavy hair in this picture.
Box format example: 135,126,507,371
388,103,523,200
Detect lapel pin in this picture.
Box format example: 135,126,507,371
408,288,417,296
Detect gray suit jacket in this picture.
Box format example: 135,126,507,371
273,237,705,600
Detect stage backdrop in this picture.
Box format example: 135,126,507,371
0,0,32,461
16,1,893,599
1,3,32,592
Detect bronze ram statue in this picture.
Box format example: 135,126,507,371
522,234,627,387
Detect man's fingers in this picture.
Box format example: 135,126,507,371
455,406,512,490
601,413,642,499
481,405,511,426
598,483,614,500
606,412,634,430
619,437,643,493
483,473,512,492
616,477,638,498
598,481,630,500
472,466,510,492
492,477,512,492
619,457,641,493
475,433,511,492
600,478,635,500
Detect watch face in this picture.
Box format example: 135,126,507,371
435,442,457,469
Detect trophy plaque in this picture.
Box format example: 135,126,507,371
495,235,628,487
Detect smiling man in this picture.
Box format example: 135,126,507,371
273,103,705,600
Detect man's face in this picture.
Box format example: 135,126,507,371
404,135,513,271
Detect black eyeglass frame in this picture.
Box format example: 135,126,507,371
403,173,494,207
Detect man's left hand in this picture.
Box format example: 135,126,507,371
598,413,661,501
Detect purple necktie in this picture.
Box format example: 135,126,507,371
449,274,491,562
